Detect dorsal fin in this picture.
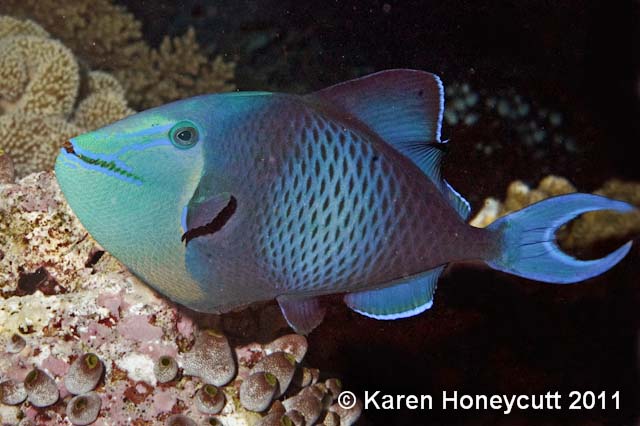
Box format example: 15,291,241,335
307,69,445,175
308,69,471,221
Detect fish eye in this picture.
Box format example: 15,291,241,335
169,121,200,149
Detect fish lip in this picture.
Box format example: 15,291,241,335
62,140,77,156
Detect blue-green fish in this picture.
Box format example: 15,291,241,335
55,70,634,334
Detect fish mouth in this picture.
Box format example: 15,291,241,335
181,196,237,245
60,139,143,184
63,140,76,154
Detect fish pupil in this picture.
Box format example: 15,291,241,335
177,129,192,141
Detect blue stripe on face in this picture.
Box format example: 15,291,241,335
118,123,174,140
64,124,174,185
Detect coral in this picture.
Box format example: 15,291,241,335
282,390,323,425
0,0,235,110
251,352,297,397
0,22,78,116
0,16,133,177
0,380,26,405
154,355,179,384
324,378,342,400
470,175,640,254
264,333,308,363
562,179,640,253
23,368,58,407
181,329,237,387
65,392,101,426
195,384,225,415
64,353,104,395
444,80,576,156
240,372,279,412
469,175,576,228
167,414,197,426
0,171,361,425
0,150,15,183
6,333,25,354
328,398,363,426
114,28,236,110
322,410,341,425
0,114,80,178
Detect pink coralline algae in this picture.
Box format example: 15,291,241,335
116,314,164,342
0,171,362,425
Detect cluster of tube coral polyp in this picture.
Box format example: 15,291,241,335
0,344,103,425
0,329,361,425
171,329,362,425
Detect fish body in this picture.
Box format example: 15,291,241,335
55,70,634,333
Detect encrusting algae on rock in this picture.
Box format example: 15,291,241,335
0,15,134,178
0,172,361,425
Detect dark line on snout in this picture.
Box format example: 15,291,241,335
182,196,237,245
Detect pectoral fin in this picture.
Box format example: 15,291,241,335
182,192,237,245
277,296,326,335
344,266,445,319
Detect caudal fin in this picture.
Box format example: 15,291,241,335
486,193,635,283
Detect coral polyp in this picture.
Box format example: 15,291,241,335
282,392,323,425
181,329,236,386
166,414,197,426
6,333,26,353
23,367,58,407
240,372,279,412
0,379,27,405
195,383,225,415
154,355,179,384
264,334,308,363
65,391,102,426
64,352,104,394
251,351,297,397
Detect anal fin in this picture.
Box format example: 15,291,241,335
344,266,445,319
277,296,326,335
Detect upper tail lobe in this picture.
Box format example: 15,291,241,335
485,193,635,283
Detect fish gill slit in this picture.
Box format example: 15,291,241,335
181,196,238,245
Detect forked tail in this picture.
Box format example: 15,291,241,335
486,193,635,283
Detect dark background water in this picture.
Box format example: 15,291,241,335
120,1,639,424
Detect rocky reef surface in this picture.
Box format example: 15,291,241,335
0,172,361,425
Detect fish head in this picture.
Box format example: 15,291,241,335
54,95,223,305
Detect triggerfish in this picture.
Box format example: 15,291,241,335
55,69,634,334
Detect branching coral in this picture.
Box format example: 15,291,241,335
0,0,235,110
0,16,133,177
114,28,236,109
